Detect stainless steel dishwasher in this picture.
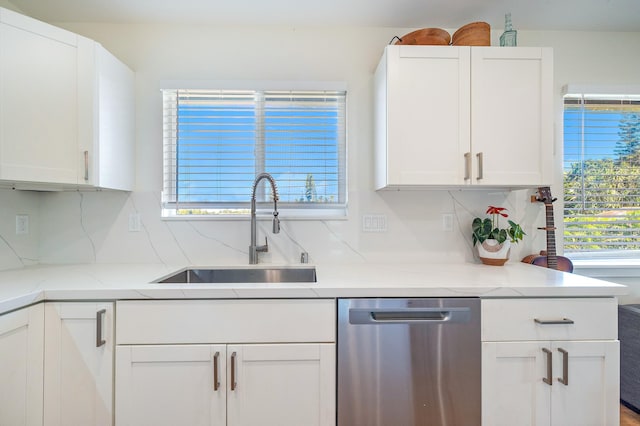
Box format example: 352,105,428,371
337,298,481,426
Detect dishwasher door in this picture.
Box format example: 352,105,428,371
337,298,481,426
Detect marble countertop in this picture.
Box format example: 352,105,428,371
0,261,627,315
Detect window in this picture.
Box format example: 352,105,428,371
162,88,347,217
563,89,640,258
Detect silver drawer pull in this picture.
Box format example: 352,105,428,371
213,351,220,391
534,318,575,325
476,152,484,180
542,348,552,385
230,351,237,391
558,348,569,386
84,150,89,181
96,309,106,347
464,152,471,180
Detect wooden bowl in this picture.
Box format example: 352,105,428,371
452,21,490,46
395,28,451,45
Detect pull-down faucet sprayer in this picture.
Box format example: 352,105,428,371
249,173,280,264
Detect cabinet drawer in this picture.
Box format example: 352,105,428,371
116,299,336,344
482,298,617,341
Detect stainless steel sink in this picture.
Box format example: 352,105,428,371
154,267,317,284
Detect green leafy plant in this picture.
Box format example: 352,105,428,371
472,206,525,246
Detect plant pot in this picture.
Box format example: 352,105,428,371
477,239,511,266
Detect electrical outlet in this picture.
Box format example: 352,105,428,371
363,214,388,232
16,215,29,235
128,213,141,232
442,213,454,232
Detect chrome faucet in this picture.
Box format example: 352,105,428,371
249,173,280,264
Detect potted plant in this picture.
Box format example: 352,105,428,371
472,206,525,265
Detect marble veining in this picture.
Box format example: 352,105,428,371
78,192,97,262
321,221,367,262
187,221,247,256
131,193,165,264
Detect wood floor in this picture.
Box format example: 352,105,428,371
622,403,640,426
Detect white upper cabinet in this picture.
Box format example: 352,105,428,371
374,46,470,188
470,47,553,187
374,45,553,189
0,7,79,185
0,7,134,190
77,38,135,190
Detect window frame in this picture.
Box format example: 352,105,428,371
160,80,348,220
562,84,640,263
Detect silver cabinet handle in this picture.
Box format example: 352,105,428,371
534,318,575,325
464,152,471,180
542,348,552,385
84,150,89,181
230,351,237,391
213,351,220,391
558,348,568,385
96,309,106,347
476,152,483,180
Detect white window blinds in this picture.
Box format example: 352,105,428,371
163,88,347,216
563,93,640,255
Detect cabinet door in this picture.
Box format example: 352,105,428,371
382,45,470,186
227,343,335,426
0,303,44,426
76,39,135,190
483,340,620,426
43,302,113,426
471,47,553,186
0,9,79,184
482,341,551,426
116,345,226,426
550,340,619,426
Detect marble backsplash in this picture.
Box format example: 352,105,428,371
0,187,546,270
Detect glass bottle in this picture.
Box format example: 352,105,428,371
500,13,517,46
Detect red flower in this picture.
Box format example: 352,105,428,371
486,206,508,218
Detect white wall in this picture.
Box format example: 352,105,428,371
29,24,542,268
0,0,21,12
1,19,640,275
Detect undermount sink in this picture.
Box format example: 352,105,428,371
154,266,317,284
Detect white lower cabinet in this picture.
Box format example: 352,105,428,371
481,298,619,426
227,343,334,426
43,302,114,426
116,343,335,426
0,304,44,426
116,344,226,426
115,299,336,426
